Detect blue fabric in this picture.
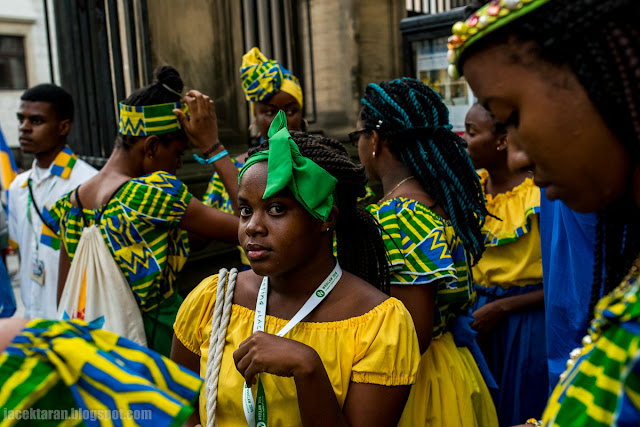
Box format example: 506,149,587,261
472,283,548,426
539,191,597,393
0,257,15,317
451,310,498,391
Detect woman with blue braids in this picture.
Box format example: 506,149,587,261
352,77,498,426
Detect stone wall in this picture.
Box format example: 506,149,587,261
303,0,406,140
0,0,58,159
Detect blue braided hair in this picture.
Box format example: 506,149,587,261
360,77,489,264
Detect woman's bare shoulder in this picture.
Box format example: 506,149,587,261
317,271,389,321
232,269,262,310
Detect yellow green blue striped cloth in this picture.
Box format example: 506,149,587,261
0,318,202,427
240,47,303,108
47,171,192,312
118,102,188,136
367,197,474,339
542,266,640,426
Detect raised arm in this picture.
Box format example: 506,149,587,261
180,198,239,244
174,90,239,214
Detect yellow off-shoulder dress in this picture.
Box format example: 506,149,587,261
174,274,421,426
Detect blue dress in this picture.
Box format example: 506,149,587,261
539,191,597,393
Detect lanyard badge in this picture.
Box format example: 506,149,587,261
242,261,342,427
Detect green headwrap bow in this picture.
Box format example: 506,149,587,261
238,110,337,221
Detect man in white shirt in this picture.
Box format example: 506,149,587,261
8,84,97,319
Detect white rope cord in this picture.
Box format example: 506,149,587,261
205,268,238,427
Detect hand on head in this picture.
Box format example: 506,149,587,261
173,90,219,151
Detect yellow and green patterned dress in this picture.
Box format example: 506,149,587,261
48,171,192,357
0,318,202,426
542,255,640,426
368,197,498,427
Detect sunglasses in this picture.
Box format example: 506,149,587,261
348,129,371,146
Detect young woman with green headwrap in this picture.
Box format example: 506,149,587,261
171,111,420,426
202,47,304,270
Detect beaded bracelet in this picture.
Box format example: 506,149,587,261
525,419,541,427
194,149,229,165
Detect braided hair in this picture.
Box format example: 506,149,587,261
115,65,186,150
248,132,391,294
360,77,489,265
460,0,640,320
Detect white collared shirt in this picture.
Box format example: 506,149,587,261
8,148,97,319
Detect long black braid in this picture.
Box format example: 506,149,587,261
248,132,391,294
115,65,187,150
460,0,640,320
360,77,489,265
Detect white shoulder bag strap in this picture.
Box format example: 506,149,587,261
205,267,238,427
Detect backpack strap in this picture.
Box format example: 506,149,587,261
74,186,89,227
75,181,129,226
96,181,129,222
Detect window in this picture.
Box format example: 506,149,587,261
414,37,473,133
0,35,27,90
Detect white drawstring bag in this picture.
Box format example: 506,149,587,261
57,224,147,346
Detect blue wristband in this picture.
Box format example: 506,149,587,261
194,149,228,164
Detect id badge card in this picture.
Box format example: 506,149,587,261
31,259,45,286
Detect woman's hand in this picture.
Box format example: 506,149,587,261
233,331,322,386
173,89,219,152
471,300,506,339
471,289,544,341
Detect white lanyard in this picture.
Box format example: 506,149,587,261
242,261,342,427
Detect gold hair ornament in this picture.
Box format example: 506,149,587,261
447,0,552,79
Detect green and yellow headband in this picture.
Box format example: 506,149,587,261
118,102,189,136
239,110,337,221
447,0,552,79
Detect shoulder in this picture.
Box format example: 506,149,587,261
483,177,541,246
368,197,452,247
50,191,73,211
9,170,29,192
369,197,442,226
315,271,390,321
70,158,98,179
133,172,187,195
232,269,264,310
